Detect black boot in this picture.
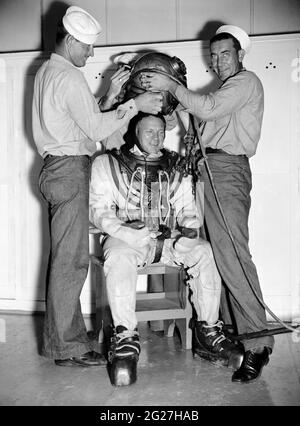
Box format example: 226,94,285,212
191,319,244,369
108,326,140,387
232,347,271,383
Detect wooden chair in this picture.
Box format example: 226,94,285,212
89,228,193,350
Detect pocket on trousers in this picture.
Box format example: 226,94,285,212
38,170,50,203
40,173,80,206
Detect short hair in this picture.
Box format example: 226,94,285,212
56,20,69,46
135,112,166,129
124,112,166,149
210,32,242,52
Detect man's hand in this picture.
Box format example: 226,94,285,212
99,66,130,110
140,73,178,94
134,92,163,114
107,66,131,100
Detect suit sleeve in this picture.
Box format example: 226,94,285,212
171,174,203,229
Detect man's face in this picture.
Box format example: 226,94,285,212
69,37,94,67
210,38,243,81
136,116,165,155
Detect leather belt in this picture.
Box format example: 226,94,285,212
44,154,89,161
153,224,171,263
205,148,227,154
205,148,246,157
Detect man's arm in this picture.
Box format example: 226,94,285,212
142,71,255,121
65,69,163,144
98,66,131,112
173,73,254,120
96,66,132,149
89,155,151,248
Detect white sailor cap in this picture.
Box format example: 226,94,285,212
62,6,102,45
215,25,251,53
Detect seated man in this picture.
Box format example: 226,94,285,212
89,112,243,386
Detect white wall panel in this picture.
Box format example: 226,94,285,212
245,35,300,320
0,185,15,299
244,40,292,173
249,174,291,293
0,59,16,300
290,50,300,320
18,67,50,305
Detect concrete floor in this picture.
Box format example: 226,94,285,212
0,312,299,406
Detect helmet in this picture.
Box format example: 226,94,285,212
123,51,187,115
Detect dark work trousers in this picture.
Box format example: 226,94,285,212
200,153,274,352
39,155,93,359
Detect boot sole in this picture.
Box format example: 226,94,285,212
193,349,243,370
194,349,230,367
54,358,107,367
232,358,269,384
109,356,137,386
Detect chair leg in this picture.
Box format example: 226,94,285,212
175,318,192,350
164,319,176,337
163,319,192,349
92,259,193,352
